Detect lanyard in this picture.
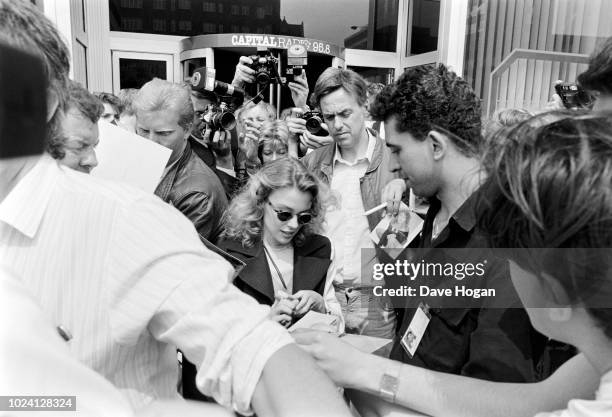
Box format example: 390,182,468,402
263,245,289,291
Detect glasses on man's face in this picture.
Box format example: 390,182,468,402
267,201,312,225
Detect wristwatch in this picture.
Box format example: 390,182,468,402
379,368,400,403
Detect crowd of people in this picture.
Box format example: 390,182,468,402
2,1,612,416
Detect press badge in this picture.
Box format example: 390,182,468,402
400,302,431,357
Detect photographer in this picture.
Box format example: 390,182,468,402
133,79,228,244
189,87,237,197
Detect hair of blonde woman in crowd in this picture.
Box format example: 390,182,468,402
132,78,194,131
222,158,331,248
483,108,533,139
235,101,278,162
257,120,290,162
236,101,277,129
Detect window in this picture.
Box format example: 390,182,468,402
256,7,265,19
121,17,143,30
264,5,273,15
241,26,249,33
119,58,167,90
202,22,216,32
178,20,192,31
120,0,143,8
230,5,239,15
408,0,440,55
152,19,167,32
217,24,223,32
231,24,239,32
256,27,264,34
241,6,249,16
152,0,165,9
177,0,190,10
202,1,215,12
217,3,223,13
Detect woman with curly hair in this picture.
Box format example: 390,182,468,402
219,157,343,330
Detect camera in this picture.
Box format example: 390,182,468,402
201,102,237,131
191,67,245,131
302,111,324,135
554,82,594,110
247,47,284,86
290,108,326,136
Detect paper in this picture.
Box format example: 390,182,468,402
340,334,392,354
370,202,424,257
92,121,171,193
288,311,340,332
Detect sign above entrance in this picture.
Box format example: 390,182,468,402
181,34,344,59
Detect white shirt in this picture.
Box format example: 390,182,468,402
534,369,612,417
263,244,294,295
324,132,376,285
0,155,292,415
0,267,134,417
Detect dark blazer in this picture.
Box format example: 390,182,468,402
181,233,334,402
217,234,332,305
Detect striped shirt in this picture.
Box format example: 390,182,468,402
0,155,292,414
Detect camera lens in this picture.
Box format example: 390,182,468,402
211,111,237,131
305,115,323,134
256,69,270,85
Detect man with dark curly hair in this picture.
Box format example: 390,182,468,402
372,63,544,381
50,80,103,174
295,64,547,410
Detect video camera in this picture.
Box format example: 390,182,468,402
191,67,245,131
555,82,594,110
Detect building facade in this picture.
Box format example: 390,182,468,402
33,0,610,113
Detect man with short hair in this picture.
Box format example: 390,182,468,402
0,2,351,416
301,67,405,338
295,64,556,416
95,91,121,124
49,80,102,174
133,78,228,244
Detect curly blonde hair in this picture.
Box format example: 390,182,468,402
223,158,328,247
257,120,290,162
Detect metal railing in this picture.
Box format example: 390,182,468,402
487,48,590,116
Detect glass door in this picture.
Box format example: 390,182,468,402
111,51,174,93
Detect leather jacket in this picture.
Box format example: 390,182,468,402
301,130,400,230
155,141,228,244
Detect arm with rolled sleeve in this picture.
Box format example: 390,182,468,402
109,195,350,416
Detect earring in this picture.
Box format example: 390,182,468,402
549,307,572,322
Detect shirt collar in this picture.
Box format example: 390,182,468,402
426,190,479,235
0,154,59,239
333,129,376,167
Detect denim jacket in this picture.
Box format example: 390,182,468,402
301,130,400,231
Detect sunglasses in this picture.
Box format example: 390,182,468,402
267,201,313,225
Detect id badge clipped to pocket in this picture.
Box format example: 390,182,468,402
400,302,431,358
